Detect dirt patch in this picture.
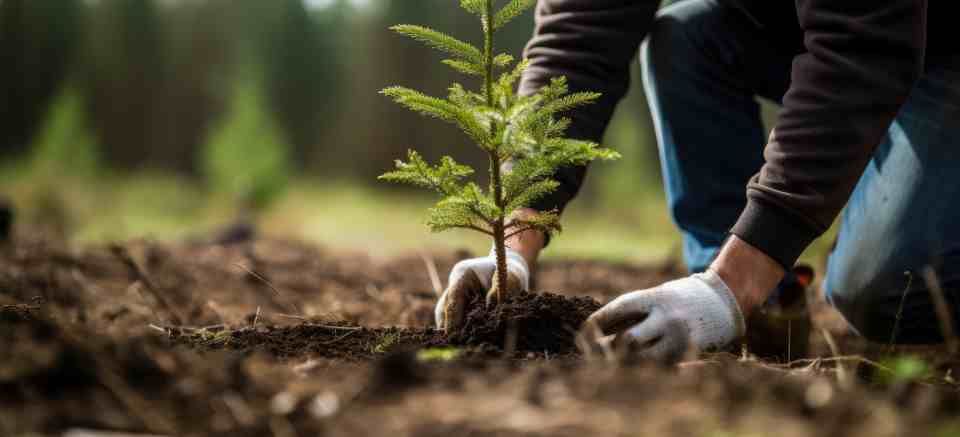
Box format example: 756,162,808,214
450,291,601,355
4,233,960,437
171,322,446,360
172,291,600,359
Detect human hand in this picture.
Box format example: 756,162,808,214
435,247,530,331
585,270,745,363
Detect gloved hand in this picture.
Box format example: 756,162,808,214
435,247,530,331
585,270,745,363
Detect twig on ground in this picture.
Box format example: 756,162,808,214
777,355,896,374
234,263,301,315
320,329,360,345
252,306,261,327
128,282,163,323
148,324,169,334
820,329,851,388
110,244,183,325
921,266,958,355
889,270,915,352
418,251,444,297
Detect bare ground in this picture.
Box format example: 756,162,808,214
2,233,959,436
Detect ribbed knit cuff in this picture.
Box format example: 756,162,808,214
697,269,746,338
729,196,823,270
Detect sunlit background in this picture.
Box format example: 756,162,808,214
2,0,823,264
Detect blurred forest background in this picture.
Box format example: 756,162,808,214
2,0,802,264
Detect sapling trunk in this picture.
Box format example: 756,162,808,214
483,0,509,304
490,152,509,304
379,0,619,324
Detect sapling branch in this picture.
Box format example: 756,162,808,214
452,224,496,236
504,226,538,241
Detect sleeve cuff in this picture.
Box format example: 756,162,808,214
729,196,824,270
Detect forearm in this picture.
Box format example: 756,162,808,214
731,0,926,269
709,235,785,317
519,0,658,214
505,208,546,268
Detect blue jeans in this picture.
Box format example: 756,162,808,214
642,0,960,343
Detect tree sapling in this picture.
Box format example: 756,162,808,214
379,0,619,312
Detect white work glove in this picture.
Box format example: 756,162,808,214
435,247,530,331
585,270,745,363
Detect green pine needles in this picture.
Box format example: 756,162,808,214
379,0,619,303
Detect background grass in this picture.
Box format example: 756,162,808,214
1,169,836,268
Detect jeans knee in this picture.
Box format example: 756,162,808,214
824,258,943,343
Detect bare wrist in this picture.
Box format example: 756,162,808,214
505,208,545,267
709,235,785,317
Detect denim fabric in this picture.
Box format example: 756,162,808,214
641,0,960,343
823,62,960,344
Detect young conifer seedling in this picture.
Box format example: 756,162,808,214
379,0,619,312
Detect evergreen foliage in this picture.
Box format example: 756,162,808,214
379,0,619,302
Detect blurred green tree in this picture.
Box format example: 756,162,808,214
201,73,291,215
28,85,101,179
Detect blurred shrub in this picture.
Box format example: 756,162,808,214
200,76,291,213
28,85,101,179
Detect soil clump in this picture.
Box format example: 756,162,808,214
449,291,602,354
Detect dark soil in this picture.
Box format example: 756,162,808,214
172,291,601,360
450,291,602,354
172,323,446,360
3,232,960,436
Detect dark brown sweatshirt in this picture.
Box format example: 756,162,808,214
518,0,945,268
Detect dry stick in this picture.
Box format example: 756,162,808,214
921,266,959,355
888,270,915,353
129,282,164,324
110,244,184,325
418,251,444,296
148,324,169,334
820,328,850,388
320,329,360,345
779,355,896,373
233,262,301,315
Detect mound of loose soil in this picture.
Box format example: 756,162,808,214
449,291,602,355
174,291,600,359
